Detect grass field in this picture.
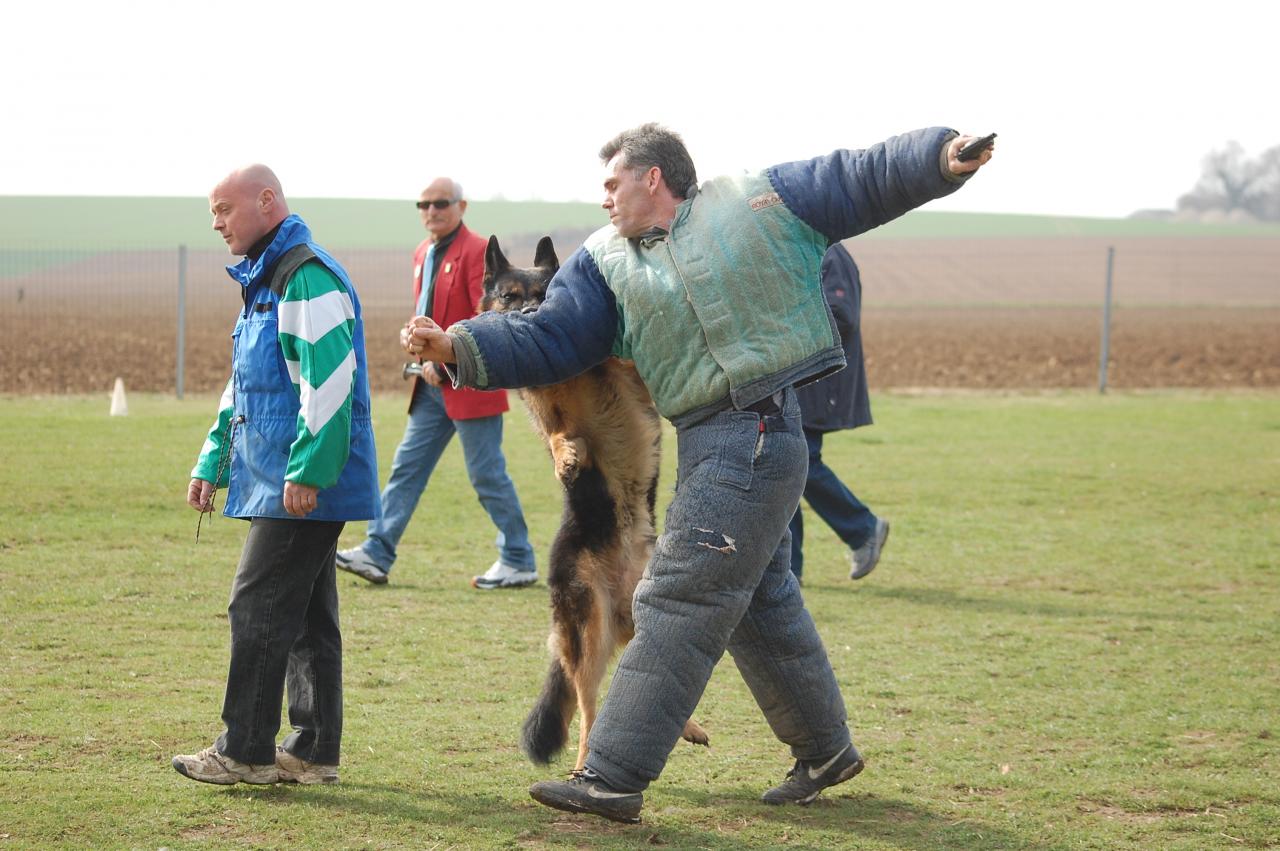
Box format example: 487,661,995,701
3,195,1278,250
1,391,1277,849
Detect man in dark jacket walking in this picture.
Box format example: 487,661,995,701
790,242,889,582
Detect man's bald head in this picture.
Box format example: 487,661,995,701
418,177,467,242
209,164,291,256
421,176,463,200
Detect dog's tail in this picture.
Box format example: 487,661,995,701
521,657,576,765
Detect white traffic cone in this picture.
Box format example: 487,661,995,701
110,377,129,416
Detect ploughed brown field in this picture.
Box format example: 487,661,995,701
3,236,1277,394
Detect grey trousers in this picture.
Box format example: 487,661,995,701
586,388,852,791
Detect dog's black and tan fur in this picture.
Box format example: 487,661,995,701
481,235,707,772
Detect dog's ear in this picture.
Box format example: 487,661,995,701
533,236,559,273
484,235,510,287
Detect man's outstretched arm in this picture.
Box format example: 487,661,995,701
767,127,996,243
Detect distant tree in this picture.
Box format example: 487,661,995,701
1256,147,1280,221
1178,141,1280,221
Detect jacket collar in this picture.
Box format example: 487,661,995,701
226,214,312,288
671,186,697,230
637,226,668,247
434,222,471,257
637,187,698,246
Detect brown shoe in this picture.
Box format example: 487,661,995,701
275,746,339,784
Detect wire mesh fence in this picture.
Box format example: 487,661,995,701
2,235,1278,395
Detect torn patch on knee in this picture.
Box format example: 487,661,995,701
694,527,737,554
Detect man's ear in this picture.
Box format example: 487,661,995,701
258,188,275,213
646,166,663,195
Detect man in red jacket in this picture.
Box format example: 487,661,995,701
336,177,536,589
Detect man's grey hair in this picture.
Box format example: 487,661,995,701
422,178,465,201
599,123,698,200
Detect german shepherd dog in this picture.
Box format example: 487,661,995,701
481,235,708,773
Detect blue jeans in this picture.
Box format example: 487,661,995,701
585,388,851,792
789,428,876,579
218,517,345,766
359,383,534,574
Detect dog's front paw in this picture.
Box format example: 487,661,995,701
551,437,584,486
555,453,579,485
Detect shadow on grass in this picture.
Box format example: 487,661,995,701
223,782,1046,850
850,584,1215,624
341,579,406,592
662,786,1049,850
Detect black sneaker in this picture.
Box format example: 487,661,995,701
529,769,643,824
761,743,864,805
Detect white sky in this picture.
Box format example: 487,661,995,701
4,0,1277,218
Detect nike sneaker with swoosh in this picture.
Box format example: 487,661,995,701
761,743,865,805
529,769,643,823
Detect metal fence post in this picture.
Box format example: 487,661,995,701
177,244,187,399
1098,245,1114,394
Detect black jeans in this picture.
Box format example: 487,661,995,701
215,517,345,766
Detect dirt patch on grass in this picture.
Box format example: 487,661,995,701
1078,799,1235,825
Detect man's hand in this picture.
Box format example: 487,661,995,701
407,316,456,363
283,481,320,517
402,317,445,384
188,478,215,511
946,134,995,176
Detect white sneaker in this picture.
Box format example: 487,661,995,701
172,745,280,785
850,518,890,580
335,547,388,584
471,560,537,590
275,745,339,784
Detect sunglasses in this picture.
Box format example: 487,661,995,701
416,199,456,210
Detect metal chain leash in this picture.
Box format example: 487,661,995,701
196,414,242,543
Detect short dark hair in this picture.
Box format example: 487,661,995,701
599,123,698,200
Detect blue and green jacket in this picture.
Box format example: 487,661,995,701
192,215,381,521
449,127,968,427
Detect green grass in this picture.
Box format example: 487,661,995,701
3,195,1277,250
1,391,1277,849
